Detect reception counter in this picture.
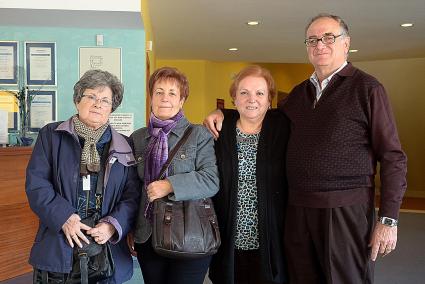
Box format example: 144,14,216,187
0,147,37,281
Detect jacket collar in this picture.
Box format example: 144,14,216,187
55,117,135,166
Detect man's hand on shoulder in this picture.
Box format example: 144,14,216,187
203,109,224,140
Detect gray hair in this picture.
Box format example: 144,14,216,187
305,13,350,37
73,69,123,112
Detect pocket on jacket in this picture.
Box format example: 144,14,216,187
134,152,145,179
171,146,196,174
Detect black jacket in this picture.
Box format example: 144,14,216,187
209,109,290,284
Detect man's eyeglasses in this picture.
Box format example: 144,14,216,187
82,94,112,107
304,34,344,47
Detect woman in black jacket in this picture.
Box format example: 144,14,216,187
209,65,289,284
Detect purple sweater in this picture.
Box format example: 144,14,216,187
281,63,407,219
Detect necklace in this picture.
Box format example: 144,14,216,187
236,127,260,145
236,120,262,135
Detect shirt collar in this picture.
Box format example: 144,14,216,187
310,61,348,91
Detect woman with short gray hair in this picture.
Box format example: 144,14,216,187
26,69,140,283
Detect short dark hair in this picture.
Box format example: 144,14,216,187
305,13,349,36
148,67,189,101
73,69,123,112
229,65,276,103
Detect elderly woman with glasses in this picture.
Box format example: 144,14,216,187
26,69,140,283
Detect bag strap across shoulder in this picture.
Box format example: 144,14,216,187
94,142,110,212
157,125,193,180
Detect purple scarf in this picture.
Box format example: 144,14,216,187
144,110,184,219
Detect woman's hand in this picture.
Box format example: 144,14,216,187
127,231,137,256
62,213,92,248
147,180,173,202
87,222,116,245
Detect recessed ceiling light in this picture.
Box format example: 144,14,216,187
228,48,238,51
401,23,414,27
246,21,260,26
349,49,358,53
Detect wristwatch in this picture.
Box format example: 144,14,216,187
378,216,398,227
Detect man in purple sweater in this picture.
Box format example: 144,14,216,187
204,13,407,284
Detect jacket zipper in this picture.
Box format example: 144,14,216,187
86,190,90,217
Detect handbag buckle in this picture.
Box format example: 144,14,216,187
164,213,172,224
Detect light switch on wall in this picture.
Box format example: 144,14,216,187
96,34,104,46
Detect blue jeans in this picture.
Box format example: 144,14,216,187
135,240,212,284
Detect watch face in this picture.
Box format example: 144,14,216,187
381,217,397,226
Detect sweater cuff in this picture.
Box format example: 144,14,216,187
99,216,122,244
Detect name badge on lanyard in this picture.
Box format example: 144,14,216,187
82,175,91,191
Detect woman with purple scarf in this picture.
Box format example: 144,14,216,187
128,67,219,284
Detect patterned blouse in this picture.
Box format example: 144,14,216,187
234,127,260,250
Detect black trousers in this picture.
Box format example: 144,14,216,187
135,240,212,284
284,203,375,284
33,269,68,284
234,249,277,284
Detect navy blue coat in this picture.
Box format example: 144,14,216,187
25,118,141,284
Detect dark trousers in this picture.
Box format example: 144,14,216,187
33,269,68,284
135,240,212,284
284,203,375,284
234,249,276,284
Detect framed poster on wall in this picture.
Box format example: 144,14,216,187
25,42,56,86
28,90,56,131
0,41,18,85
79,47,122,80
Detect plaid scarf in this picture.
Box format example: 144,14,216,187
72,115,109,175
143,110,184,220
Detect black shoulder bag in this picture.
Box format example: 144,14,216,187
151,126,221,259
67,145,115,284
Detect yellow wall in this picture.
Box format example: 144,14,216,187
141,0,155,70
355,57,425,198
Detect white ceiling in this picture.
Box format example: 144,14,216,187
0,8,143,29
149,0,425,63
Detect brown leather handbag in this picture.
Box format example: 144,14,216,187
151,126,221,259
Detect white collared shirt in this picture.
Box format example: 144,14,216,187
309,61,348,102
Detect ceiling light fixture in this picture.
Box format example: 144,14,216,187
400,23,414,27
246,21,260,26
349,49,358,53
228,48,238,51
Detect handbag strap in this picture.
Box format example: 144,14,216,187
93,142,110,215
156,125,194,180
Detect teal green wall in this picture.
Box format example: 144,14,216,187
0,25,146,129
